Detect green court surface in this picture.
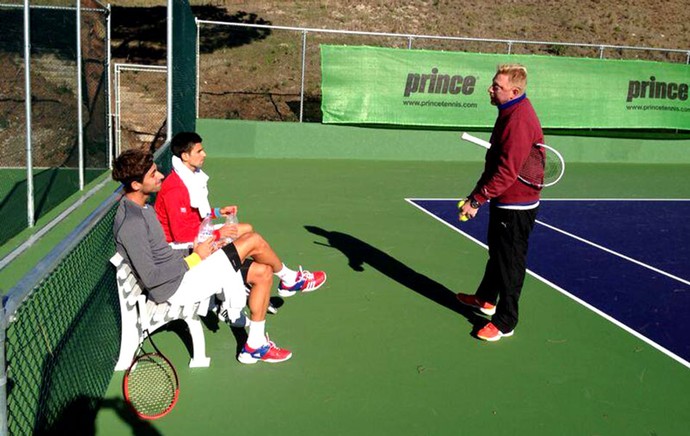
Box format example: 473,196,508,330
0,167,106,247
93,158,690,435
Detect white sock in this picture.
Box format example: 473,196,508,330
274,263,298,286
246,320,267,349
226,308,250,328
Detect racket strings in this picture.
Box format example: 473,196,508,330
518,145,564,188
518,146,546,186
125,354,178,418
542,149,563,184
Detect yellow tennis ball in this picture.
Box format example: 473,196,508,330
458,199,468,222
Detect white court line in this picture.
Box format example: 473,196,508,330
535,220,690,286
405,197,690,370
540,198,690,202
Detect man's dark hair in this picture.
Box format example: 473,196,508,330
170,131,203,158
112,148,154,192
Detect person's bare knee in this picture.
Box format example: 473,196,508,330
247,262,272,289
233,231,282,273
238,223,253,236
233,231,262,260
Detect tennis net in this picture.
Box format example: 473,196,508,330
0,144,172,434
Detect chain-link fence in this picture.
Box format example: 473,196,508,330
196,20,690,124
0,1,109,246
113,64,167,154
0,142,172,435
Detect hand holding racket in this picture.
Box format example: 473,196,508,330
460,132,565,188
123,333,179,420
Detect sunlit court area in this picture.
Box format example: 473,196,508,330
1,1,689,435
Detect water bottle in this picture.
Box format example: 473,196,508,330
224,212,238,242
225,212,238,225
197,215,214,243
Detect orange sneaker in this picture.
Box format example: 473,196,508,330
455,293,496,316
476,322,514,342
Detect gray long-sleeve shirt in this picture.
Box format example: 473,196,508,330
113,197,188,303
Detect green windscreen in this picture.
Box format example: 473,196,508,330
171,0,197,135
321,45,690,130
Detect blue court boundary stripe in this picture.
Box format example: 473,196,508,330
406,197,690,370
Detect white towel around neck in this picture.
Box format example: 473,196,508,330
172,155,212,217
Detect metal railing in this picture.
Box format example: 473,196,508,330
0,2,110,244
196,19,690,123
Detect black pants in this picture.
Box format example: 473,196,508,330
475,205,538,333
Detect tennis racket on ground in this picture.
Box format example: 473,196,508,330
123,332,179,420
460,132,565,188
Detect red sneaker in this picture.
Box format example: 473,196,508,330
278,267,327,297
455,292,496,316
238,336,292,364
476,322,514,342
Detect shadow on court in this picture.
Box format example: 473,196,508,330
305,225,485,327
35,396,162,436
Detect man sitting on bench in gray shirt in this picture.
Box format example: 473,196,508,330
112,148,291,364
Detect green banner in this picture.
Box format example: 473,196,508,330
321,45,690,130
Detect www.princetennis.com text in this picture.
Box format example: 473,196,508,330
626,104,690,113
402,100,478,108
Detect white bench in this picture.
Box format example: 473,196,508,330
111,252,212,370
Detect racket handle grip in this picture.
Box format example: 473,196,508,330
461,132,492,149
457,200,469,222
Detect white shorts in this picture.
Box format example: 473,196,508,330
167,249,247,310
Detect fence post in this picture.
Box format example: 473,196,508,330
106,4,113,169
299,30,307,122
114,65,121,156
196,18,200,120
77,0,85,190
24,0,34,229
166,0,173,140
407,36,413,49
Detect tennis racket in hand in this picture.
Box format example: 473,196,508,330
460,132,565,188
123,332,179,420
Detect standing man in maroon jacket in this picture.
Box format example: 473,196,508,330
456,64,544,342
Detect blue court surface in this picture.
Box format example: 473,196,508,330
408,198,690,369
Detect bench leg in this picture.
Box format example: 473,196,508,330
185,317,211,368
115,320,142,371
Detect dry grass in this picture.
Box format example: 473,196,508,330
152,0,690,50
107,0,690,132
